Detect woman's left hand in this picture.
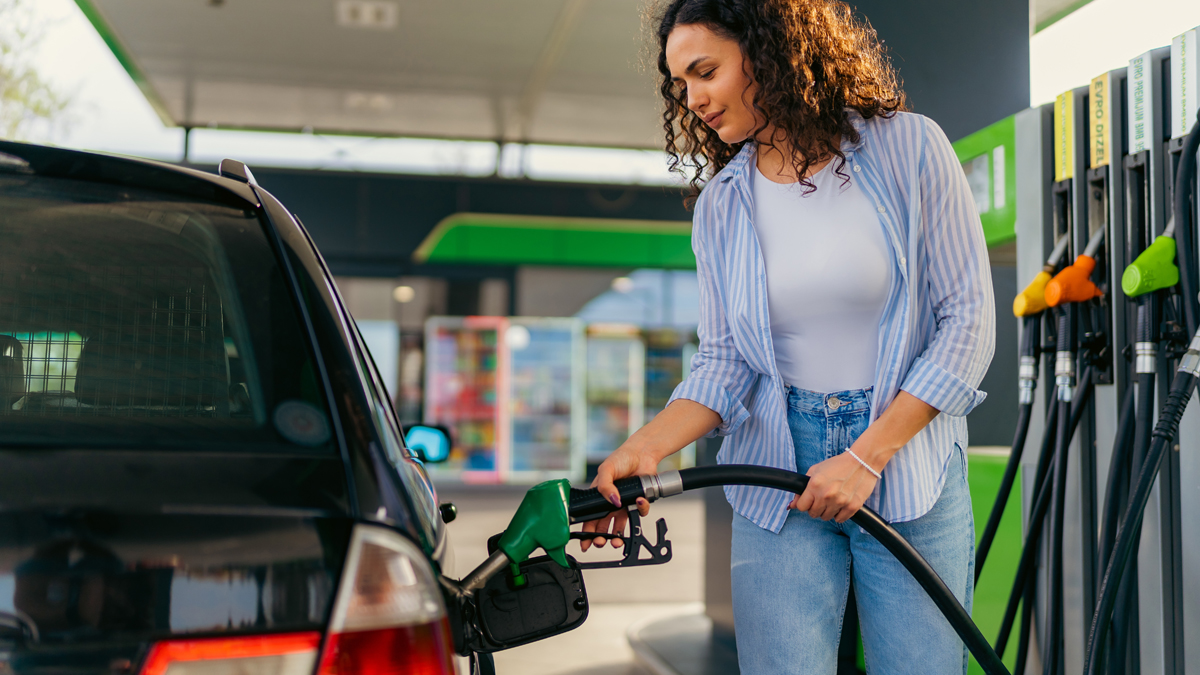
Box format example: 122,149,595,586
790,448,882,523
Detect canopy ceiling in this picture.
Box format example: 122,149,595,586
77,0,663,148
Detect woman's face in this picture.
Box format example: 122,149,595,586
665,23,760,145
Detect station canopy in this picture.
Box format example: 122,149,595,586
78,0,664,149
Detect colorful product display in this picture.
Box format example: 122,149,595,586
425,316,587,483
424,316,506,482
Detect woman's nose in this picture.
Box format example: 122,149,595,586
687,85,707,114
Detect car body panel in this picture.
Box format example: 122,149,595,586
0,141,452,672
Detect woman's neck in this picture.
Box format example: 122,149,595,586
754,131,839,185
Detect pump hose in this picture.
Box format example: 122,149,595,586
1098,383,1137,564
1084,368,1198,675
976,315,1042,583
571,466,1010,675
1082,117,1200,671
974,401,1031,583
1172,117,1200,336
993,368,1093,658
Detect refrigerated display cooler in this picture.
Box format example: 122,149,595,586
585,324,646,473
423,316,506,482
506,318,586,482
644,328,698,471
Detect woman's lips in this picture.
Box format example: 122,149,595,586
704,111,724,127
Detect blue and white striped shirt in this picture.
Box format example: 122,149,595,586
669,110,996,531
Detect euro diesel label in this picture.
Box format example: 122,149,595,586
1091,73,1112,168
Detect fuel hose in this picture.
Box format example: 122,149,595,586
993,367,1093,661
1084,348,1200,675
570,466,1011,675
1084,114,1200,675
975,314,1041,583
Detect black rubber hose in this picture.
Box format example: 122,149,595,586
1044,306,1076,675
1045,396,1072,675
994,454,1053,658
975,403,1032,584
674,465,1011,675
1171,117,1200,336
976,316,1041,583
993,368,1092,657
1107,557,1137,673
1098,381,1137,565
1084,368,1198,675
1013,573,1036,675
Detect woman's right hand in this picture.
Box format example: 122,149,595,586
579,443,659,552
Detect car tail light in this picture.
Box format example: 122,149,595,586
140,632,321,675
317,525,456,675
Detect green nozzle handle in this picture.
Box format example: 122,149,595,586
1122,236,1180,298
497,479,572,568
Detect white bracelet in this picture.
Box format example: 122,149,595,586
846,448,882,480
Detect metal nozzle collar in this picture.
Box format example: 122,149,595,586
640,471,684,502
1135,342,1158,374
1018,356,1039,382
1054,351,1075,380
1018,380,1036,405
1178,335,1200,377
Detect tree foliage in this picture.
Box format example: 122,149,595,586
0,0,70,141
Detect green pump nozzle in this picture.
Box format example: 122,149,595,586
497,479,573,569
1122,235,1180,298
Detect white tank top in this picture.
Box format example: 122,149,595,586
750,161,892,394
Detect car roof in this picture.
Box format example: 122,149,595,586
0,140,260,211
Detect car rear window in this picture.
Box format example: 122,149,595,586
0,174,333,450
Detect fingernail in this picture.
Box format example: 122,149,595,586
609,494,621,507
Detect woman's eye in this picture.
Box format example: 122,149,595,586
700,69,715,79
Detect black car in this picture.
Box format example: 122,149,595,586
0,141,472,674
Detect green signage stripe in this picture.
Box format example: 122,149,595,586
74,0,175,126
1034,0,1094,34
952,115,1017,248
415,213,696,269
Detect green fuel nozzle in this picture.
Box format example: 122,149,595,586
1122,235,1180,298
498,479,573,569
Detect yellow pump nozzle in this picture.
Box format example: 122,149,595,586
1013,271,1053,317
1045,255,1104,307
1121,236,1180,298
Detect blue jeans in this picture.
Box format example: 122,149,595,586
730,386,974,674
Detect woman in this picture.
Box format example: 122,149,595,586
581,0,995,672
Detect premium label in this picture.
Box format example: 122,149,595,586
1129,51,1153,154
1090,73,1112,167
1055,90,1074,182
1171,28,1200,139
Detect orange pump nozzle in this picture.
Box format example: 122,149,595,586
1044,255,1103,307
1013,271,1053,317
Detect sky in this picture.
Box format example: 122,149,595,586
20,0,1200,175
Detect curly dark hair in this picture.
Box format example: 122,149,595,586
654,0,906,204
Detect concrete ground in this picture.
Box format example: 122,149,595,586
437,484,705,675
